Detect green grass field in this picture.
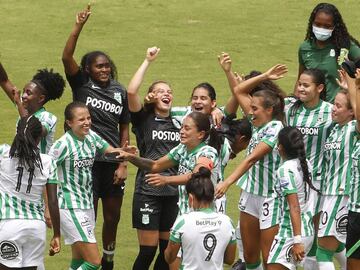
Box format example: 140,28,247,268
0,0,359,269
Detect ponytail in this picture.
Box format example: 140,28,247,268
186,167,214,203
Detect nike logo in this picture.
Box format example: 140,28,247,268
91,84,101,90
155,117,166,121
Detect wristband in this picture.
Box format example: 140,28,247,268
293,235,302,244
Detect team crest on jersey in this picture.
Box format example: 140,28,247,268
0,241,19,260
113,93,122,104
142,214,150,225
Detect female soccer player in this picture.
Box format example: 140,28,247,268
164,167,236,270
0,62,65,154
295,2,360,103
215,64,287,270
316,83,356,270
48,102,133,270
0,116,60,270
127,47,180,270
344,68,360,270
287,68,333,269
267,127,317,270
62,7,130,269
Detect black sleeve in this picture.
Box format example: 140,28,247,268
118,90,131,124
66,70,86,94
130,107,147,127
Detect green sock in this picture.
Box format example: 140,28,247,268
316,246,334,262
69,259,84,270
77,261,100,270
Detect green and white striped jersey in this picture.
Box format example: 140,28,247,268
348,138,360,213
237,120,283,197
170,208,236,270
323,120,357,195
168,142,219,215
218,138,232,182
285,98,333,184
170,106,191,128
0,144,53,221
34,107,57,154
48,130,109,210
275,159,314,238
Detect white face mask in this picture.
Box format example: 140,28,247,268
312,25,333,41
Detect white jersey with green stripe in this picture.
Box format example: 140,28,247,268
285,98,333,184
237,120,283,197
275,159,314,238
34,107,57,154
0,144,53,221
348,138,360,213
323,120,357,195
48,130,109,210
170,208,236,270
168,142,219,215
170,106,191,128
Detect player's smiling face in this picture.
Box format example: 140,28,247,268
87,55,111,87
67,107,92,139
249,96,272,127
332,92,354,125
297,73,323,104
191,87,216,115
21,82,45,114
153,82,173,113
180,116,205,149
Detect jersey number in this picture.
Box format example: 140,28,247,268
15,167,34,193
203,233,217,261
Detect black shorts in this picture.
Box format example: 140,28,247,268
92,161,125,199
346,211,360,259
132,193,178,231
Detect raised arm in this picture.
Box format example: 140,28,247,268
218,52,241,115
0,62,16,102
127,47,160,112
232,64,287,115
346,68,360,124
62,6,91,76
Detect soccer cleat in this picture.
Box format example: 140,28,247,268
231,259,246,270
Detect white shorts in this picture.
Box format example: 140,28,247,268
60,208,96,245
268,235,314,270
318,195,348,243
214,195,226,214
238,190,279,229
0,219,46,268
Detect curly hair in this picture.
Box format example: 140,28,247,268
305,3,360,57
32,68,65,103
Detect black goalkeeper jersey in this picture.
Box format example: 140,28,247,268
131,108,180,196
67,71,130,151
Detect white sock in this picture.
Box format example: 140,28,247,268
236,222,245,261
303,256,319,270
318,261,335,270
334,249,346,270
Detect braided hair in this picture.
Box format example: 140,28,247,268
80,51,118,81
32,68,65,103
9,116,43,171
186,167,214,204
278,127,319,193
305,3,360,57
290,68,326,117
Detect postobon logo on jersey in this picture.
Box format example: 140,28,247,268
152,130,180,141
74,158,95,168
297,126,319,136
324,141,341,151
86,97,123,115
0,241,19,260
